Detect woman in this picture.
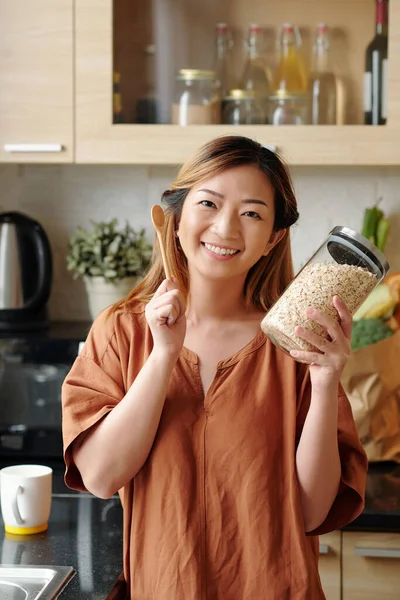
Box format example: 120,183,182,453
62,135,367,599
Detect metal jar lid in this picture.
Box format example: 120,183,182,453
224,89,258,101
268,90,307,102
326,226,389,278
176,69,216,81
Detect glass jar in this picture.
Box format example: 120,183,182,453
261,226,389,360
268,91,308,125
222,89,265,125
172,69,221,125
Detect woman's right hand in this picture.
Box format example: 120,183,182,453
145,279,186,358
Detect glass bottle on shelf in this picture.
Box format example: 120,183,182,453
240,24,271,111
222,89,265,125
113,71,124,124
172,70,221,126
214,22,234,98
135,44,159,124
364,0,388,125
272,24,307,94
307,24,337,125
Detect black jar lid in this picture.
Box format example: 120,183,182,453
326,226,389,279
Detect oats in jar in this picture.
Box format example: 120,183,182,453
261,262,377,356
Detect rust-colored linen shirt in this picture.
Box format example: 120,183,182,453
62,303,367,600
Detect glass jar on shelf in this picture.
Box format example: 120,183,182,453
172,69,221,125
268,91,308,125
222,89,265,125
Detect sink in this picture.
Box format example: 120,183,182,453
0,565,74,599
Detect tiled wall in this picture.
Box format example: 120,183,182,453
1,163,399,321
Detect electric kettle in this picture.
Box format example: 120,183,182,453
0,211,53,331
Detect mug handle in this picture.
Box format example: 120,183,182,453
12,486,25,525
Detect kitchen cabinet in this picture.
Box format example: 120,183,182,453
319,533,341,600
0,0,74,163
342,531,400,599
75,0,400,165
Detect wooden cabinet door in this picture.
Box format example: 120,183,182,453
0,1,73,163
343,531,400,600
319,532,341,600
75,0,400,166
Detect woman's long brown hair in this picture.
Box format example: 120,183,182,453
111,135,299,314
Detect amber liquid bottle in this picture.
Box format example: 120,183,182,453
364,0,388,125
272,24,307,94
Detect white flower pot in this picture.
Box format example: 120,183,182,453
83,276,138,320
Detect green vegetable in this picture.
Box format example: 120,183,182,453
351,318,394,351
361,200,390,252
376,217,390,252
361,208,377,243
361,205,382,243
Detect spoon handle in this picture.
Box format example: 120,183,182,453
157,230,171,280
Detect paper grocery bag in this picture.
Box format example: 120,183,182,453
341,330,400,463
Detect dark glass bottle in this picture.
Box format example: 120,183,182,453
113,71,124,124
135,44,159,124
364,0,388,125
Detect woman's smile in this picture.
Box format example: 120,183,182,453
202,241,241,259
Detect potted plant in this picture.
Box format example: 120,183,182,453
66,219,153,319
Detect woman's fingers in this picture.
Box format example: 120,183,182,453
332,295,353,340
290,348,331,366
303,297,352,343
292,298,352,368
152,279,169,299
304,306,344,343
294,326,330,353
152,289,185,318
156,303,179,326
148,281,186,328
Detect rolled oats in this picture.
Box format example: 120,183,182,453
261,262,377,356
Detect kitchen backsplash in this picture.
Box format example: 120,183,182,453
1,163,399,321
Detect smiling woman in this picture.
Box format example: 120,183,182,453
62,135,368,600
176,164,284,283
120,135,299,311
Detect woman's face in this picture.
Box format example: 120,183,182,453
176,164,282,282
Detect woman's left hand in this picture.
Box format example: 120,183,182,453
290,295,352,392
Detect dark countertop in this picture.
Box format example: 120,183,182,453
345,461,400,532
0,480,124,599
0,461,398,599
0,321,92,341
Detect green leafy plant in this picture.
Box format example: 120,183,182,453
66,219,153,283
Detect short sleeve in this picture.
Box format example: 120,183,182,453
295,365,368,536
61,309,125,491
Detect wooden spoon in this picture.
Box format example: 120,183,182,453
151,204,171,280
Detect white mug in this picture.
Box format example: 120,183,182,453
0,465,52,535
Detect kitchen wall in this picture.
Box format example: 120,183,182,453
1,163,399,321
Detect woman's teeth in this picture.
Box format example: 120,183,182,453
204,243,238,256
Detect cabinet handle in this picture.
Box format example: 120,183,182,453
319,544,329,554
4,143,64,153
354,547,400,559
